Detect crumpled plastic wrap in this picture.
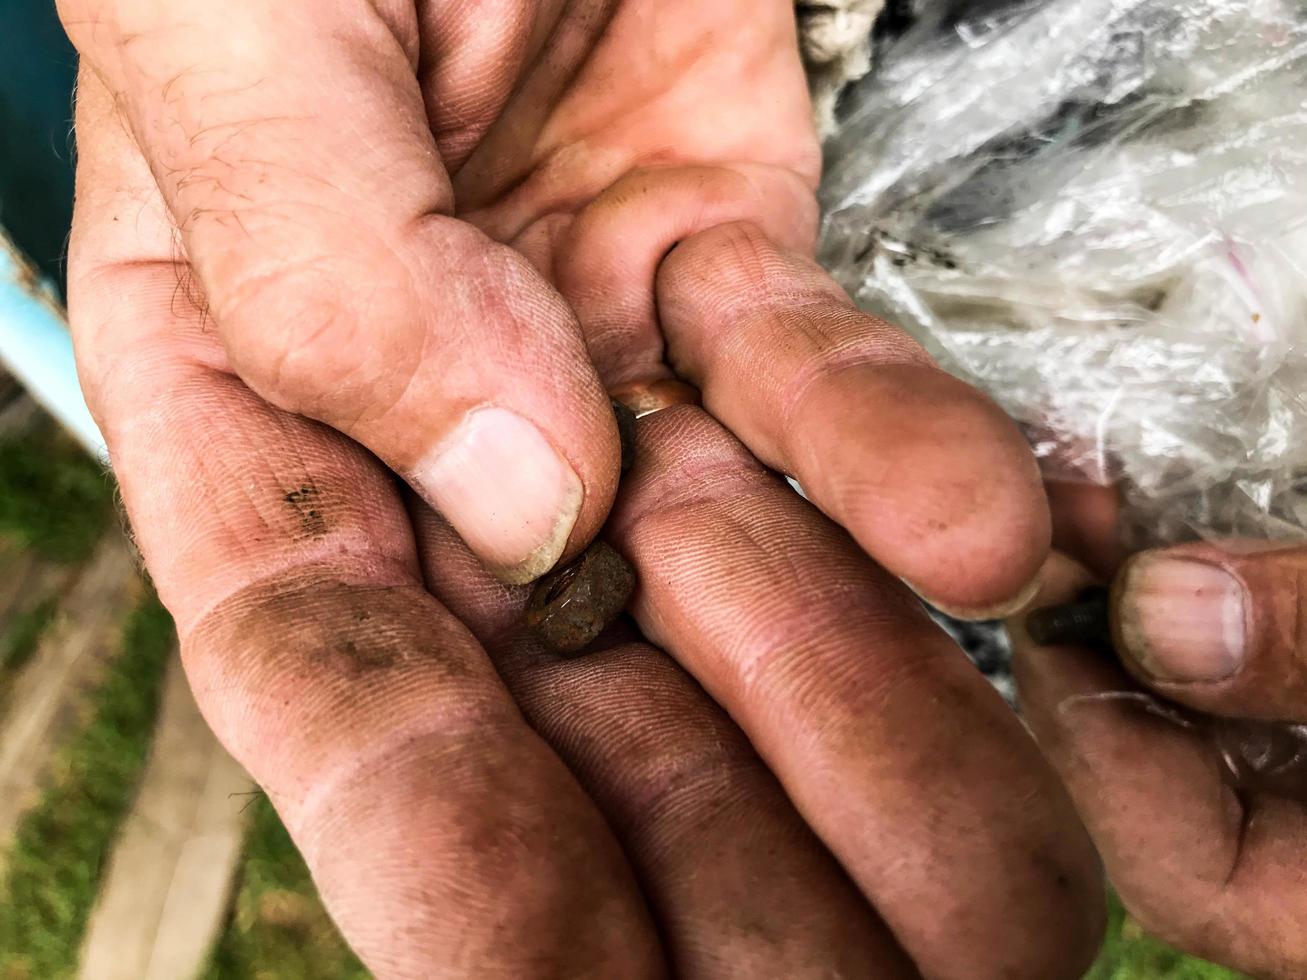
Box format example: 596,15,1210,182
820,0,1307,548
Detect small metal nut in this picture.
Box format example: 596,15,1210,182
523,541,636,656
608,379,701,419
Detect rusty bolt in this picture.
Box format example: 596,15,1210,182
523,541,636,656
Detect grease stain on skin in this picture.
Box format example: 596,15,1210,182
311,637,400,677
283,482,329,539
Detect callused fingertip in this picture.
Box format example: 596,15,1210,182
415,406,583,586
1114,554,1247,684
913,571,1044,624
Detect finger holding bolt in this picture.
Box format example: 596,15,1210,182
522,382,702,656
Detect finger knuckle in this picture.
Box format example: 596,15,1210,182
667,220,773,289
182,570,510,782
217,250,416,418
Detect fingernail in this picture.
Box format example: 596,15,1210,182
1118,557,1247,683
416,408,582,584
915,573,1043,622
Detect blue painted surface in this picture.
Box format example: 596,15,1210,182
0,0,103,456
0,238,105,457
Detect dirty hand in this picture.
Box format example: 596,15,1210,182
65,0,1101,976
1015,488,1307,978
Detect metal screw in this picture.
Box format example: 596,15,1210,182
1024,588,1113,650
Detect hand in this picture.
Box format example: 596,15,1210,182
1015,488,1307,978
65,0,1103,975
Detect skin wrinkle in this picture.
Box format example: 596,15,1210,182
171,159,353,226
607,412,769,531
214,220,427,421
624,454,914,664
661,230,929,423
176,551,421,640
736,329,934,467
294,737,663,979
108,399,407,555
544,706,764,834
101,372,418,590
457,3,818,240
662,223,838,315
185,579,514,761
286,710,527,837
542,8,806,171
555,30,718,153
445,0,625,207
106,30,453,248
415,0,544,170
363,0,422,67
125,419,274,550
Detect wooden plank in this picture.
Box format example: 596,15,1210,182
0,534,140,859
0,551,76,649
0,547,38,624
0,234,106,456
77,656,251,980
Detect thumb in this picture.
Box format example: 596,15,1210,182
1113,541,1307,720
65,2,619,585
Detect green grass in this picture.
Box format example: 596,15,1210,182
0,596,57,675
1088,892,1248,980
0,415,366,977
202,798,368,980
0,593,174,980
0,424,114,564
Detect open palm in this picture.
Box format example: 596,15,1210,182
63,1,1103,976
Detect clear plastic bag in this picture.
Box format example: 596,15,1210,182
820,0,1307,548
